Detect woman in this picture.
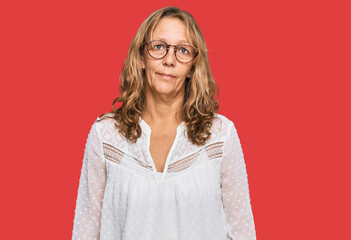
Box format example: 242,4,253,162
72,6,256,240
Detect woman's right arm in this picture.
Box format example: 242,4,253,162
72,120,107,240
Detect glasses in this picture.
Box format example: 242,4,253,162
145,40,198,63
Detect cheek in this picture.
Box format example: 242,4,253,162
145,60,160,72
181,66,192,77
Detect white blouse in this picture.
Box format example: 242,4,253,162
72,113,256,240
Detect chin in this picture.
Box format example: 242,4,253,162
155,87,175,95
154,81,176,93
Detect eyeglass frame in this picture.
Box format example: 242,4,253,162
144,40,199,63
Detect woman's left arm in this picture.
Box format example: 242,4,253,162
220,120,256,240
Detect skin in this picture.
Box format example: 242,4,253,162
140,17,193,128
140,17,194,172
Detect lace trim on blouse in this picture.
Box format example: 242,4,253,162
102,141,224,174
167,142,224,173
103,142,153,170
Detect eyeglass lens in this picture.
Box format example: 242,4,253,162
147,40,196,63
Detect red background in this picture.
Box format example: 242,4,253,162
1,0,350,239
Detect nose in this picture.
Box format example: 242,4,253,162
162,46,176,67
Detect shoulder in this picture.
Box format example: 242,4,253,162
95,112,118,130
96,112,115,122
206,112,237,144
212,112,235,132
83,113,118,140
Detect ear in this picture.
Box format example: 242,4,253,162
140,53,145,69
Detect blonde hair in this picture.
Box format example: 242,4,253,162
98,6,219,146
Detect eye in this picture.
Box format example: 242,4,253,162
154,44,164,50
179,47,190,54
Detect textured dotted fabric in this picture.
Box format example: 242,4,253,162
72,113,256,240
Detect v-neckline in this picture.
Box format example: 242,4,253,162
139,117,185,181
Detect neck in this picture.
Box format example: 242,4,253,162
141,87,185,127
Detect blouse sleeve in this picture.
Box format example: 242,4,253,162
220,120,256,240
72,120,107,240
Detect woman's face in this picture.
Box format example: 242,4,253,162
141,17,193,99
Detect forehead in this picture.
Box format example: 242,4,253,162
151,17,191,44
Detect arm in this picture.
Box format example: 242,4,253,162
72,120,107,240
220,121,256,240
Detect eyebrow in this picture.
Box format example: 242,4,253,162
157,38,189,44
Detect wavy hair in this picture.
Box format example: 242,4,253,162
98,6,219,146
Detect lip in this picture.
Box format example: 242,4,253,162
157,72,176,78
